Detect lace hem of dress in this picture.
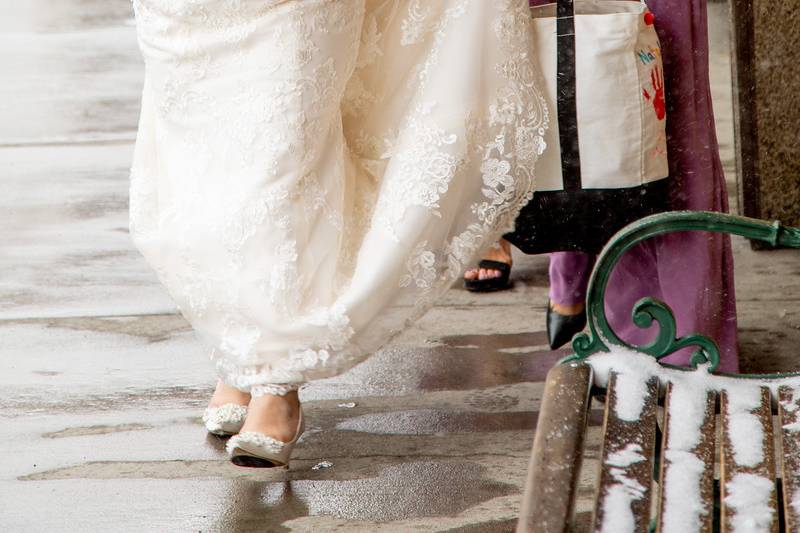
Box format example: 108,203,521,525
214,341,362,391
132,0,549,389
207,0,547,388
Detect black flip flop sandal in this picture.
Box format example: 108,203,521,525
464,260,512,293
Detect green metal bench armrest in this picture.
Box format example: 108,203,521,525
561,210,800,373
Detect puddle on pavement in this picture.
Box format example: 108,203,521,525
32,370,62,376
464,388,521,411
213,461,513,528
42,422,154,439
446,518,519,533
407,332,565,391
67,196,129,221
306,331,566,401
1,385,209,413
1,2,142,144
336,409,536,435
34,314,190,343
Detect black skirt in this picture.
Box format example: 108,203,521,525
504,177,671,255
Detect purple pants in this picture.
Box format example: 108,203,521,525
535,0,739,372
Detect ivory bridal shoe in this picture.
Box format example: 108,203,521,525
202,404,248,437
226,409,305,468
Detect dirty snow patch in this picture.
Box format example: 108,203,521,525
725,386,765,468
660,381,710,531
607,443,646,468
662,449,707,531
725,473,774,533
600,443,648,532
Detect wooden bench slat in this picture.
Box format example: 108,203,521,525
517,362,593,533
656,382,716,533
592,372,659,533
778,386,800,531
720,386,778,533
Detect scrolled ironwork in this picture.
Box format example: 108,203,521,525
564,211,800,372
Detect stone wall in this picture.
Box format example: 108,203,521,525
731,0,800,228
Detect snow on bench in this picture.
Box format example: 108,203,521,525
518,346,800,533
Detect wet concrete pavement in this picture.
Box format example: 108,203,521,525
2,2,799,531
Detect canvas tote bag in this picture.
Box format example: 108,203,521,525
506,0,670,254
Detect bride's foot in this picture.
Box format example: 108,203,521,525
239,391,301,443
203,380,251,437
464,239,513,292
227,391,304,468
209,380,251,408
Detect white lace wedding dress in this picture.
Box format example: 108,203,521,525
130,0,548,389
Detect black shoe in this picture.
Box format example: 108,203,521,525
547,304,587,350
464,260,512,293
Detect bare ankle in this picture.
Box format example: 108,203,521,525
243,392,302,443
209,380,251,408
550,301,586,316
259,391,300,413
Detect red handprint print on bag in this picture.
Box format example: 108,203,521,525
643,66,666,120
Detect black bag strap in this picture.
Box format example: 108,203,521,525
556,0,582,191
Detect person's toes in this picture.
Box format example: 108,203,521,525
464,269,478,281
478,268,499,281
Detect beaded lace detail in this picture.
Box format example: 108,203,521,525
227,432,287,455
202,403,248,434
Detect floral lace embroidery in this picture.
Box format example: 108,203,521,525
375,102,460,237
400,241,436,290
406,1,467,93
294,171,343,231
219,321,263,361
131,0,549,388
400,1,432,46
343,13,381,119
358,16,383,68
399,0,549,299
212,302,357,390
342,74,376,118
268,240,302,308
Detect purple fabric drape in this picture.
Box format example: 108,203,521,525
534,0,739,371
